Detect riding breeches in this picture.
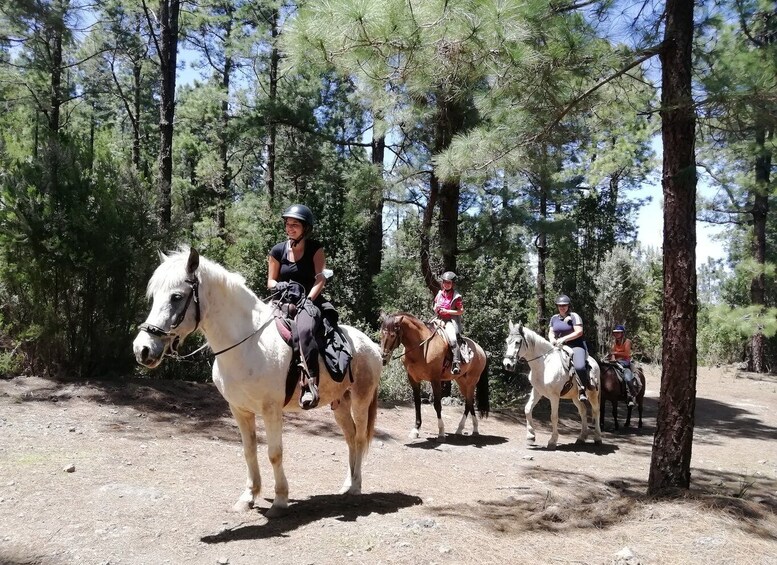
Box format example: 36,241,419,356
296,301,322,380
442,320,460,347
571,346,588,386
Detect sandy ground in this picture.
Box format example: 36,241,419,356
0,364,775,565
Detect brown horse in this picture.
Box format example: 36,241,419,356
380,312,489,439
599,362,645,430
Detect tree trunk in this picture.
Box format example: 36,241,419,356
364,130,385,327
132,59,142,170
156,0,181,232
648,0,698,495
536,191,548,328
420,173,440,294
265,7,279,204
748,127,770,373
217,46,233,241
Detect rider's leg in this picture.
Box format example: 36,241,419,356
573,347,589,401
297,302,323,409
444,321,461,374
623,367,636,406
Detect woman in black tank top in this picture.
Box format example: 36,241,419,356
267,204,329,409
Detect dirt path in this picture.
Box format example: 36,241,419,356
0,365,775,565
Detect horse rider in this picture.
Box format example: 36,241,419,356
267,203,333,409
548,294,591,402
433,271,465,375
609,324,638,407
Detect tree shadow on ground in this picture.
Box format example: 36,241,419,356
428,466,777,540
200,491,423,542
693,395,777,443
3,376,389,443
404,433,509,450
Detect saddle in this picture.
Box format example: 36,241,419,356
429,319,473,370
557,346,597,396
272,300,354,407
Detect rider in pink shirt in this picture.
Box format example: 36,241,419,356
433,271,464,374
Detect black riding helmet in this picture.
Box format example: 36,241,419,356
282,204,315,227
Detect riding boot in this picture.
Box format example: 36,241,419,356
451,347,461,375
300,373,320,410
626,382,637,407
576,369,589,402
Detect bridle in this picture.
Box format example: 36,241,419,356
506,325,554,364
138,276,201,354
381,315,437,362
138,273,288,360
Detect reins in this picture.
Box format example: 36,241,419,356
140,281,284,361
390,333,437,361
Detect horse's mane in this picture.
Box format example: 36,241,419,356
148,248,260,306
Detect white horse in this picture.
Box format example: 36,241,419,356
132,248,382,516
502,321,601,449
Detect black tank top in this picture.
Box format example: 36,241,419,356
269,239,323,294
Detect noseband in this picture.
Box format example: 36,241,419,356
139,276,201,341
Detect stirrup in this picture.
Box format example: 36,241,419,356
577,388,588,402
300,382,320,410
451,361,461,375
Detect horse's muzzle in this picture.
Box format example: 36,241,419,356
502,358,516,372
133,332,167,368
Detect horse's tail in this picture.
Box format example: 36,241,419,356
476,355,490,418
366,386,379,445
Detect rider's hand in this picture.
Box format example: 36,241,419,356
274,281,289,293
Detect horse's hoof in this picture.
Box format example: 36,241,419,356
471,430,480,436
546,444,557,451
594,439,602,445
575,438,586,445
265,504,288,519
408,429,420,439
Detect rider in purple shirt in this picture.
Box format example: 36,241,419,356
548,294,591,402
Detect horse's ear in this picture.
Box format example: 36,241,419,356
186,248,200,275
509,321,514,332
157,250,168,263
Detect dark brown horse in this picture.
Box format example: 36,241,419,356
380,312,489,439
599,362,645,430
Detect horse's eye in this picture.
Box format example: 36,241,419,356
171,292,184,302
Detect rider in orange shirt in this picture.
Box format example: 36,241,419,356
609,325,638,406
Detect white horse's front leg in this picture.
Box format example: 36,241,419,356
548,395,560,450
525,388,541,444
572,397,589,444
229,405,261,512
261,405,289,517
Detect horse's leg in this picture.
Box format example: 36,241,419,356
454,380,474,435
625,404,633,428
524,388,541,444
571,396,588,444
637,397,644,428
261,404,289,517
548,395,561,449
612,400,619,430
431,379,445,439
590,390,602,444
229,404,261,512
409,378,423,439
331,391,361,494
